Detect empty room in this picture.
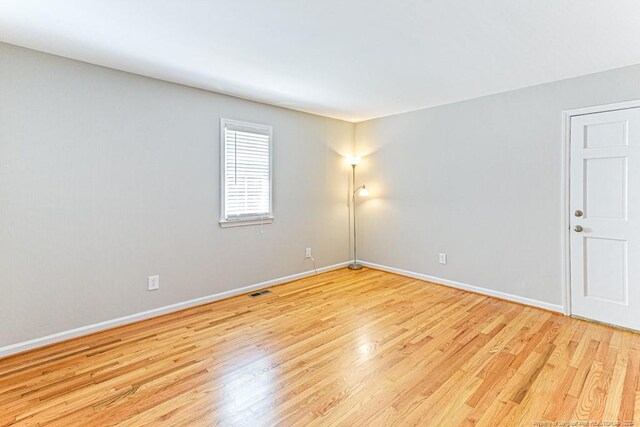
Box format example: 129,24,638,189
2,1,640,425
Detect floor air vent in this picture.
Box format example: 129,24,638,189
249,290,272,298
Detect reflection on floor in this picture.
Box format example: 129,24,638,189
1,268,639,426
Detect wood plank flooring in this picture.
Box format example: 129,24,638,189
1,268,639,426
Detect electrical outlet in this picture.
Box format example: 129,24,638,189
305,248,312,258
438,253,447,265
148,275,159,291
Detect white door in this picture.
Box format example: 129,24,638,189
570,107,640,330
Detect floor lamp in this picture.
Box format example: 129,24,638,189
347,156,369,270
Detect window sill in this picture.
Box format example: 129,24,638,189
219,217,274,228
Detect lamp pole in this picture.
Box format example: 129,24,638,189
349,163,363,270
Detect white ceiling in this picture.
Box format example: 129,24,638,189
1,1,640,122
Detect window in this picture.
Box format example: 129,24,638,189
220,118,273,227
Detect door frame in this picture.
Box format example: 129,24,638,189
561,99,640,316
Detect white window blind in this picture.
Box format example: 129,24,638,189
220,118,273,226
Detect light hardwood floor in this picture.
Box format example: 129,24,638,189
1,268,639,426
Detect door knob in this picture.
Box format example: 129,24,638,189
575,210,583,217
574,225,583,232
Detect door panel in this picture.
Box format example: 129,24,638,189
584,120,628,148
570,107,640,330
584,237,627,304
584,156,627,219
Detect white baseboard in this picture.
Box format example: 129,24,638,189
0,261,350,359
1,260,563,358
361,261,564,313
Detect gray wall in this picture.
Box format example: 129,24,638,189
355,65,640,306
0,43,354,348
4,39,640,349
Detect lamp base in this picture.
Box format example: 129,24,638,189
347,263,363,270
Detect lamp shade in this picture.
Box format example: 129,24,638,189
346,155,361,166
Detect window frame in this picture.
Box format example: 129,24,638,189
219,118,274,228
